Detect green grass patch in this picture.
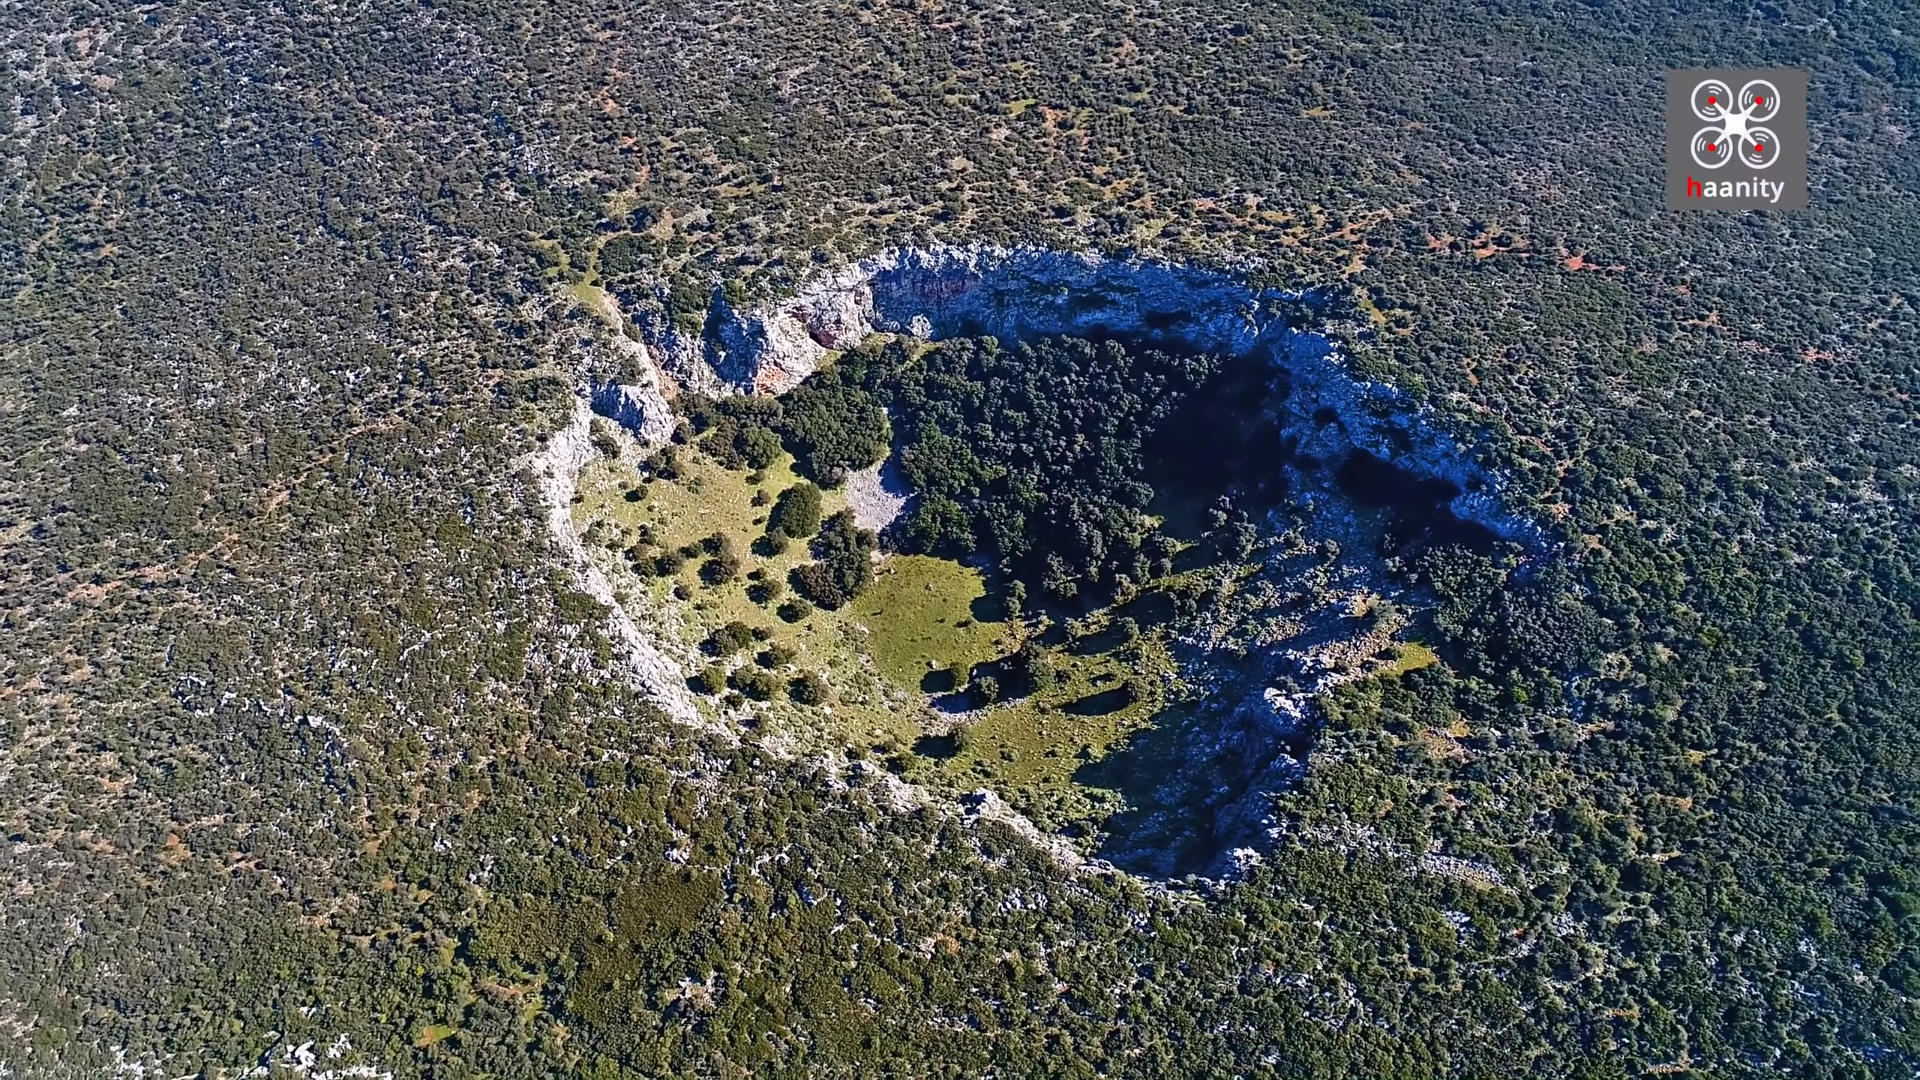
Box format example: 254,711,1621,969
853,556,1007,689
1376,641,1439,677
906,616,1179,836
575,443,928,745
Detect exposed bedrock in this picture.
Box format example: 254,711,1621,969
589,382,676,445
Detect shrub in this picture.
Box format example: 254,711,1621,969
791,510,876,608
646,447,685,481
968,674,1000,708
590,422,621,459
776,598,813,623
692,665,727,695
729,668,781,701
789,671,831,705
740,426,784,470
768,482,824,539
791,562,847,609
1010,641,1054,692
705,621,756,655
700,554,741,586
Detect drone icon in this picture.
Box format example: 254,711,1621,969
1690,78,1781,170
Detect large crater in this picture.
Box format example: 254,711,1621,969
598,246,1548,879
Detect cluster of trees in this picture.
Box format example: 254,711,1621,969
777,378,891,484
769,334,1250,605
766,481,823,541
790,509,877,609
680,375,892,490
692,623,830,704
683,394,785,472
677,334,1283,613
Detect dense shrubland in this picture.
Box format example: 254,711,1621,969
3,0,1917,1075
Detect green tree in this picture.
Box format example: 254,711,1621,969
768,482,824,539
789,671,830,705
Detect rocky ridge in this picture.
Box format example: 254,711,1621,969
525,400,708,733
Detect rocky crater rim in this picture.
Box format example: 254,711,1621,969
581,244,1555,880
609,244,1546,549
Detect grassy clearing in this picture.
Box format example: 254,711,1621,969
1376,640,1439,677
948,642,1167,786
570,427,1414,852
572,433,1182,830
896,607,1183,841
575,440,928,747
571,433,1216,844
852,556,1008,690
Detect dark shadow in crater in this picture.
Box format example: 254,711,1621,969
912,734,960,759
1071,696,1301,880
1337,449,1460,513
1336,450,1502,553
1140,352,1294,545
1063,687,1133,716
1065,293,1123,318
1067,621,1136,657
968,589,1013,626
1141,308,1192,332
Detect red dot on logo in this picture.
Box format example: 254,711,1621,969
1755,97,1764,105
1708,95,1717,104
1754,144,1763,153
1707,143,1716,152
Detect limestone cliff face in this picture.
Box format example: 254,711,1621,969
638,244,1542,548
589,382,676,445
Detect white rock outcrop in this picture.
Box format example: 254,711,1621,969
526,399,708,732
589,381,675,445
